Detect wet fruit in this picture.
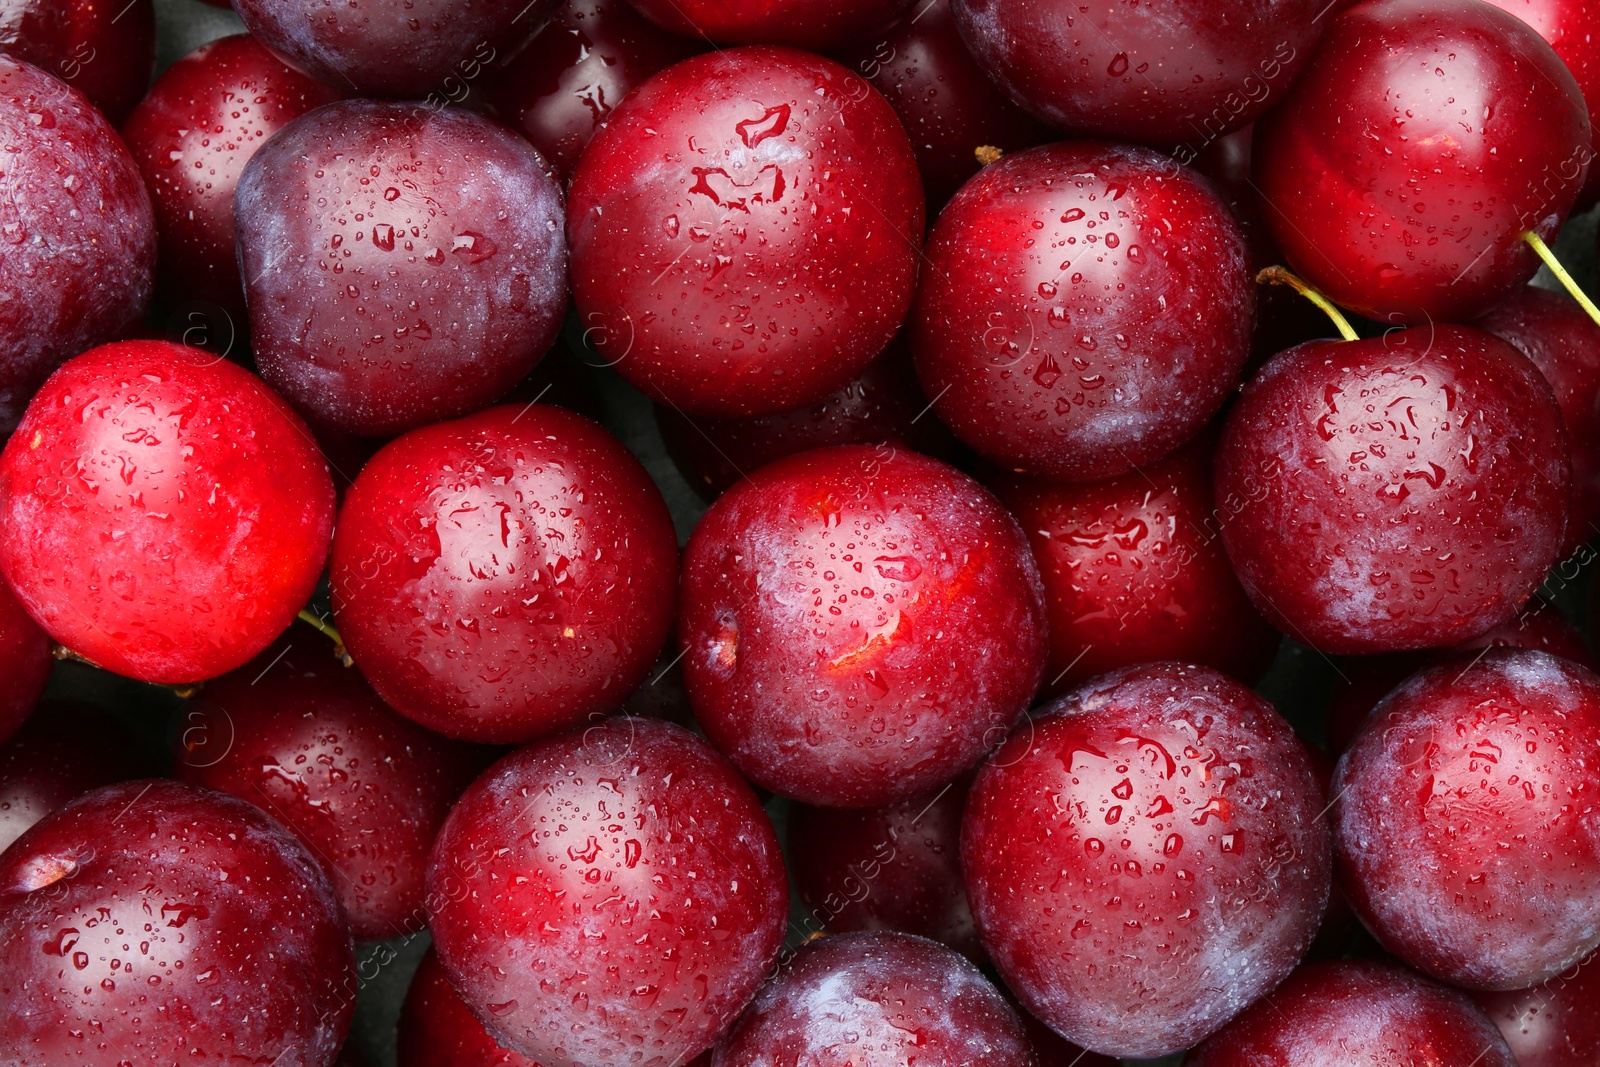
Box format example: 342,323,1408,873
679,445,1047,808
568,47,924,417
950,0,1329,148
787,778,981,961
962,663,1331,1058
0,779,356,1066
1185,960,1516,1066
121,34,342,322
426,717,787,1067
0,55,155,434
230,0,559,98
988,436,1280,696
236,100,568,436
1253,0,1592,323
1216,325,1569,655
0,340,335,684
1333,648,1600,990
175,640,483,941
330,404,678,744
712,931,1033,1067
912,142,1253,481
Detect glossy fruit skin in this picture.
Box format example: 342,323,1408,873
0,700,147,853
236,100,568,437
426,717,787,1067
1324,604,1596,754
400,946,714,1067
568,47,924,418
962,663,1331,1059
1253,0,1591,325
656,342,956,500
121,34,342,323
626,0,914,50
1477,286,1600,552
949,0,1328,147
0,576,48,744
912,142,1253,482
1473,951,1600,1067
1334,649,1600,990
1183,960,1516,1066
0,779,356,1066
0,0,154,125
839,0,1052,208
487,0,701,182
0,340,336,685
398,946,541,1067
0,55,156,435
1480,0,1600,209
989,438,1280,697
787,780,981,961
330,404,678,744
174,640,484,941
1215,326,1570,656
679,445,1047,808
231,0,558,98
712,931,1033,1067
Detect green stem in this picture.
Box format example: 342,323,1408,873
52,644,201,697
297,609,353,667
1256,266,1359,341
1523,231,1600,327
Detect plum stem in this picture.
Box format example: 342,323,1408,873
1255,266,1358,341
51,644,101,670
1523,231,1600,327
51,644,201,697
296,608,353,667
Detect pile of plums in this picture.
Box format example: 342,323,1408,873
2,0,1600,1063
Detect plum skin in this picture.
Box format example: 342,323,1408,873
1333,648,1600,991
398,946,542,1067
1473,950,1600,1067
1476,286,1600,554
912,141,1254,482
567,46,925,418
711,931,1034,1067
0,577,49,745
787,780,983,962
1184,959,1516,1066
0,340,336,685
425,717,788,1067
962,662,1332,1059
837,0,1052,209
1215,326,1570,656
0,54,156,435
0,699,149,853
230,0,559,99
236,99,568,437
0,0,156,125
174,639,485,942
1252,0,1592,324
0,779,356,1067
655,342,955,500
329,404,679,745
486,0,701,182
121,33,343,322
987,437,1280,696
678,444,1048,809
625,0,915,51
949,0,1331,147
